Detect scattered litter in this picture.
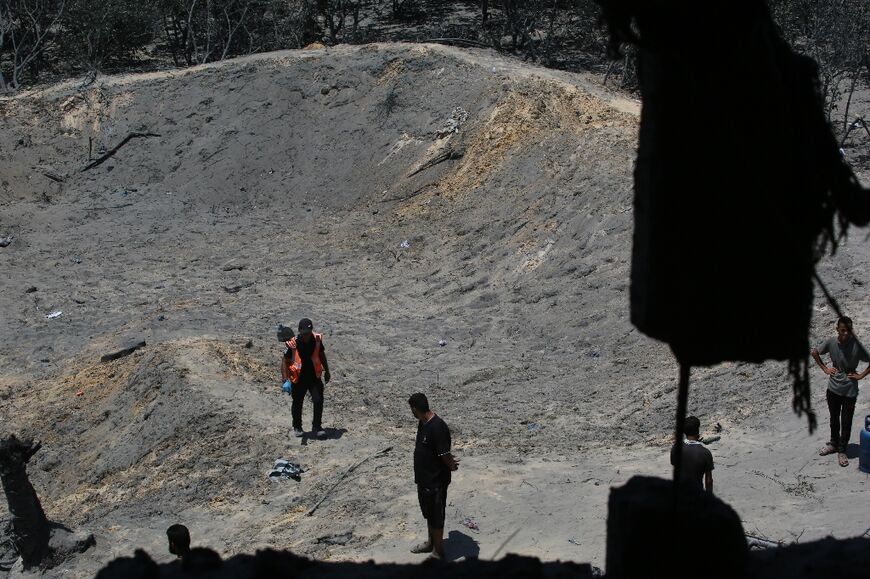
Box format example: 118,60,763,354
568,537,581,546
526,422,540,432
72,256,82,264
585,349,600,358
438,339,447,347
0,236,14,248
268,459,303,482
461,516,480,532
316,531,353,546
399,239,410,249
25,287,37,294
45,311,62,319
75,389,84,397
435,107,469,138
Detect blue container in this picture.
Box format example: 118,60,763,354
860,415,870,474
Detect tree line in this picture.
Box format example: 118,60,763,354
1,0,867,130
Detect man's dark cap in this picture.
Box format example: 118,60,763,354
298,318,314,333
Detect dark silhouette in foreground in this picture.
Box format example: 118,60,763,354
0,434,95,571
599,0,870,438
0,434,49,568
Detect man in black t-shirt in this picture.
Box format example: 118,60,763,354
670,415,714,493
409,393,458,560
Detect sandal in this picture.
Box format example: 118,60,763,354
838,453,849,467
410,542,433,554
819,444,837,456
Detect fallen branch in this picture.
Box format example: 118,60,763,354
745,533,782,550
424,37,495,50
81,132,161,172
42,171,64,183
307,446,392,516
407,148,462,178
381,183,434,204
100,341,146,363
521,479,539,491
84,203,134,211
222,282,253,294
491,527,521,560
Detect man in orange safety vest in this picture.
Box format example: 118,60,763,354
281,318,331,438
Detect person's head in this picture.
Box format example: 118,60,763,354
836,316,853,343
167,524,190,557
298,318,314,343
684,416,701,440
408,393,430,420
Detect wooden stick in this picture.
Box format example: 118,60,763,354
406,147,461,178
100,341,146,363
307,446,392,516
745,533,782,549
491,527,521,560
424,37,494,50
81,132,161,172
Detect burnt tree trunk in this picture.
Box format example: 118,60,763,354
0,435,49,568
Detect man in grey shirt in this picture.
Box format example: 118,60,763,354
811,316,870,467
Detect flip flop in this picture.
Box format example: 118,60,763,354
819,444,837,456
410,542,433,554
838,453,849,467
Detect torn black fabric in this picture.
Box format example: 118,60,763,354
598,0,869,431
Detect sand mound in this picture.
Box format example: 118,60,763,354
14,340,279,525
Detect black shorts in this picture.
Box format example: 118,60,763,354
417,484,448,529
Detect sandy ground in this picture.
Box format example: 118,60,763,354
0,43,868,577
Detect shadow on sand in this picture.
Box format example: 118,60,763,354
445,530,480,562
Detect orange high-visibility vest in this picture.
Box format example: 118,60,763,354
281,333,323,384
